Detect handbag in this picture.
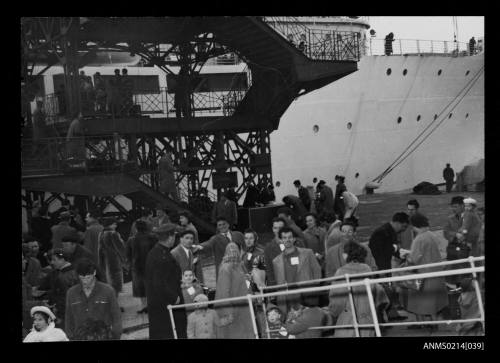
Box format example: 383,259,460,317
446,238,471,261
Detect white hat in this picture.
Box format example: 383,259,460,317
463,198,477,205
30,306,56,320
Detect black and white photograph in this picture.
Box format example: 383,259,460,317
20,16,485,344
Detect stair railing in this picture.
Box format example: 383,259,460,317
263,16,361,61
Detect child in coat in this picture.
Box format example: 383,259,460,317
181,269,204,313
266,303,289,339
187,294,219,339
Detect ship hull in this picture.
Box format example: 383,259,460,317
271,53,484,199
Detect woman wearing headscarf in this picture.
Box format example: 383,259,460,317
405,214,448,330
214,242,255,339
23,306,69,342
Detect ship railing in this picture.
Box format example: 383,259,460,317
36,87,250,123
166,256,484,338
21,134,137,177
263,16,361,61
366,38,474,57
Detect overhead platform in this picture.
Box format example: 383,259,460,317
22,16,361,227
48,115,275,137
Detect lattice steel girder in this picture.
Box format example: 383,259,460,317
132,128,272,203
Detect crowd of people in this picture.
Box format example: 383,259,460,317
21,175,484,341
55,68,135,118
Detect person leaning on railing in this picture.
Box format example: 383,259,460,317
328,241,389,337
402,214,448,331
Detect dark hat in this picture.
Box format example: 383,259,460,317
102,217,118,227
450,196,464,205
154,223,179,235
410,214,429,228
61,231,83,243
59,211,71,219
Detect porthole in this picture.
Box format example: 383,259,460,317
313,125,319,133
437,69,442,75
465,70,470,76
397,117,402,124
448,113,453,119
417,115,421,121
386,68,392,75
465,113,469,119
275,181,281,187
355,173,360,178
313,177,318,183
434,114,438,120
347,122,352,130
403,69,408,76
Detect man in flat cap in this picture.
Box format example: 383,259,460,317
145,223,187,339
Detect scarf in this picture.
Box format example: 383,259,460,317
222,242,241,264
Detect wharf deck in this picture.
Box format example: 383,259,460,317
120,189,484,339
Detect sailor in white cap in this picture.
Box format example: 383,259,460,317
463,198,477,207
23,306,69,342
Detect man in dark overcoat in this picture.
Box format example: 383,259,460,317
443,163,455,193
145,223,187,339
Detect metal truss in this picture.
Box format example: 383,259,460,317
130,129,272,204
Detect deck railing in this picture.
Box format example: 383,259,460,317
167,256,484,338
366,38,476,57
21,135,136,177
38,87,249,124
263,16,361,61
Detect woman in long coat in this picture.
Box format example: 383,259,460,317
99,217,126,297
329,242,389,337
406,214,448,327
214,242,255,339
126,219,157,313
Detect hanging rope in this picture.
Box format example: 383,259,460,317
372,65,484,183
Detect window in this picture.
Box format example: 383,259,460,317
465,70,470,76
355,173,359,178
437,69,442,76
417,115,421,121
313,125,319,133
99,75,160,94
167,72,248,93
386,68,392,75
403,69,408,76
347,122,352,130
397,117,402,124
